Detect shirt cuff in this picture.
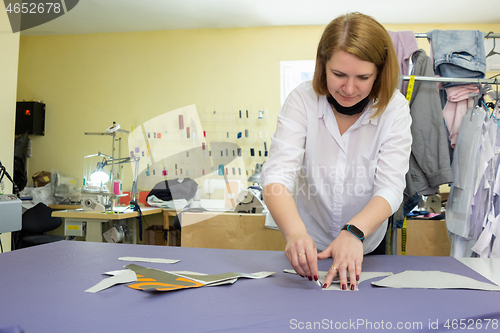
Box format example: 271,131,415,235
260,174,296,196
373,188,402,214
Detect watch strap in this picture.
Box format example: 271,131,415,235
342,224,364,242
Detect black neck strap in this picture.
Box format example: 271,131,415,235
327,95,370,116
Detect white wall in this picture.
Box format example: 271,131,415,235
0,9,20,252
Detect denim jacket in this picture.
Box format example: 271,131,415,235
426,30,486,87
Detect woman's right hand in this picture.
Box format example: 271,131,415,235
285,233,319,282
262,184,318,281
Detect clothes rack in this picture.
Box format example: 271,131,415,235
399,75,498,91
389,32,499,256
391,75,498,255
414,32,500,39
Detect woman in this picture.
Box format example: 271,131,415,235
261,12,411,291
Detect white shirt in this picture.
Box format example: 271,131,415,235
261,81,412,253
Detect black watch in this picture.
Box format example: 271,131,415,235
342,224,364,242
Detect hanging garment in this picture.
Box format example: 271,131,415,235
394,50,454,226
450,233,476,258
426,30,486,88
472,115,500,257
388,30,418,95
491,117,500,257
473,210,495,257
407,50,454,195
446,106,486,253
492,214,500,258
442,85,479,148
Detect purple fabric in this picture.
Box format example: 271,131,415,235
0,326,24,333
0,241,499,332
388,30,419,95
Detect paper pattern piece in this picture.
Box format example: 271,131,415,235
284,269,393,291
126,264,275,292
118,257,180,264
176,271,274,284
318,271,393,291
371,270,500,291
85,269,137,293
457,258,500,287
166,271,238,286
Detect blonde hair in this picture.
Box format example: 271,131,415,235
312,12,399,117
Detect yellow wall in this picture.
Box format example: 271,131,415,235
0,9,20,252
16,22,500,193
17,26,323,190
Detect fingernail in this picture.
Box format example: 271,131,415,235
323,283,327,289
356,275,360,281
314,275,318,281
308,276,312,281
342,284,347,290
350,284,355,291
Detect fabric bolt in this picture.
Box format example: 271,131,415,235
426,30,486,88
388,30,419,95
442,84,479,148
261,81,412,253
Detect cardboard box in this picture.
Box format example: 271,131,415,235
32,171,51,187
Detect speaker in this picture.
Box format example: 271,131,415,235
15,101,45,136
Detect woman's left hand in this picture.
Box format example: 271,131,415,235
317,230,363,290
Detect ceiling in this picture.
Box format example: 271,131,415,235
17,0,500,36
